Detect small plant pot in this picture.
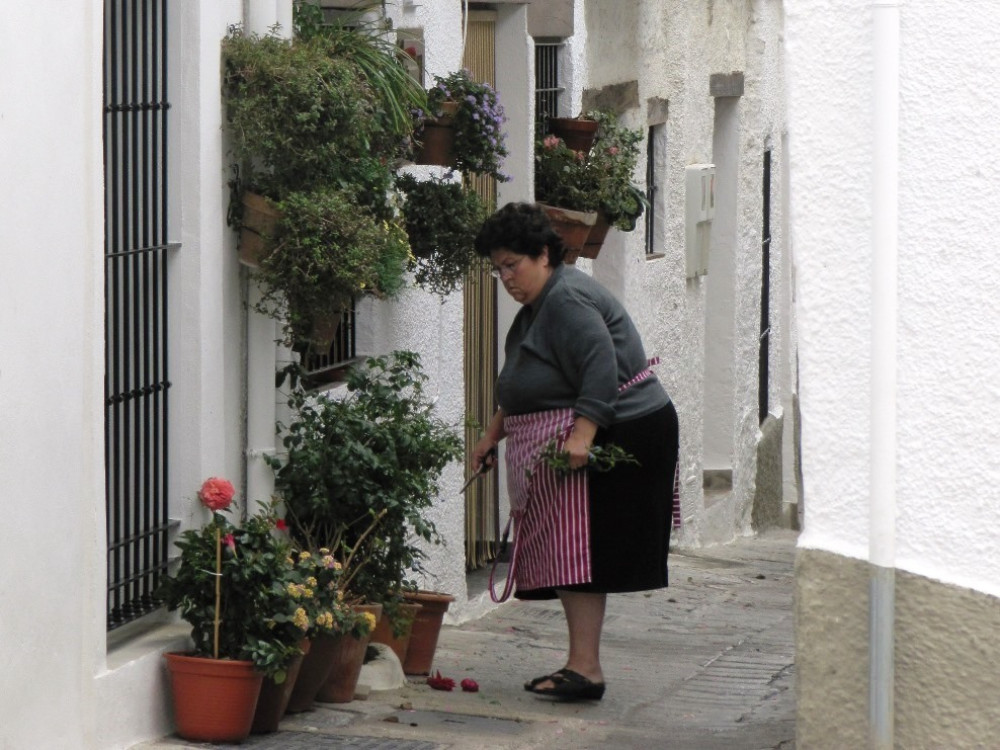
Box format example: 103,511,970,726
415,102,459,167
401,591,455,676
370,602,422,664
251,639,310,734
316,603,383,704
164,652,263,743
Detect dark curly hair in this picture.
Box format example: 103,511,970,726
473,202,566,265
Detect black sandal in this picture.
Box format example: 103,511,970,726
526,668,606,701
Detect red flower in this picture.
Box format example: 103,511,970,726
223,533,236,550
460,678,479,693
198,477,235,512
427,671,455,691
275,518,288,532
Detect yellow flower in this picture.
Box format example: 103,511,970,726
306,576,318,588
303,587,315,599
321,555,336,569
299,551,312,561
319,547,330,555
362,612,377,631
315,611,334,630
293,607,309,631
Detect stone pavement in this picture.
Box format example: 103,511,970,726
135,529,797,750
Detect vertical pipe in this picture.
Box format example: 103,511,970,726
870,3,899,749
243,0,289,510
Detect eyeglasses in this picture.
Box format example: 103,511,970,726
490,256,526,279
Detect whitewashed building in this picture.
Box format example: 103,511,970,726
0,1,792,747
787,2,1000,746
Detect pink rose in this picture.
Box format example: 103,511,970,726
198,477,235,512
607,146,620,156
543,135,561,150
223,533,236,551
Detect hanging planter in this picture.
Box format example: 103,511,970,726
580,210,611,260
401,591,455,676
164,653,263,743
415,101,458,167
537,203,598,265
238,192,282,267
548,116,600,153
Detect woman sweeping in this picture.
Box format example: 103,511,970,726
471,202,679,702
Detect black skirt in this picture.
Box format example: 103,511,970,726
515,401,679,600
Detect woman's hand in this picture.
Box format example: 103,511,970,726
471,435,498,475
565,415,599,470
471,409,505,474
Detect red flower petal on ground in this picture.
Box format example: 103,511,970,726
427,670,455,691
460,678,479,692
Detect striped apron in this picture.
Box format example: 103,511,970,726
490,366,663,602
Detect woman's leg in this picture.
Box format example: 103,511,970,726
533,590,607,689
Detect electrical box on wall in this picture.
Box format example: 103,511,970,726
685,164,715,278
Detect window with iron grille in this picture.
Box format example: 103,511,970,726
535,40,563,127
298,300,359,388
104,0,175,631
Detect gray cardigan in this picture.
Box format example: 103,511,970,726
495,264,670,428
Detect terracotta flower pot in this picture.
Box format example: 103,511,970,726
164,652,263,743
370,601,422,664
285,633,340,713
401,591,455,676
580,211,611,259
315,603,383,704
415,102,459,167
238,192,282,267
548,117,600,153
251,639,310,733
537,203,598,264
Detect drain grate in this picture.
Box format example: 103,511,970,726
206,732,446,750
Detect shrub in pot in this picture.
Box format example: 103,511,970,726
267,351,464,607
252,188,411,349
396,172,489,298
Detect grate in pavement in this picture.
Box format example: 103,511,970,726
205,732,446,749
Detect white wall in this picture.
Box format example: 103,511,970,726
787,2,1000,597
0,2,107,747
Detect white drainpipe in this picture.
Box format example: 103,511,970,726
242,0,290,510
870,2,899,748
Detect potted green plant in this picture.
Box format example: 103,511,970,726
252,188,411,349
156,479,304,743
415,69,510,182
396,172,489,298
283,547,381,712
534,110,647,260
221,11,426,348
584,110,649,255
267,351,463,612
